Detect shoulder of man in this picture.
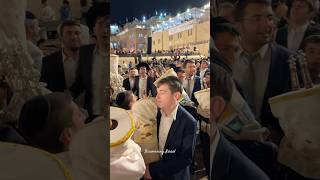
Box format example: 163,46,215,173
177,105,197,125
42,50,62,63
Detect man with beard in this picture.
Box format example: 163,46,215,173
232,0,292,145
40,20,81,92
70,2,108,122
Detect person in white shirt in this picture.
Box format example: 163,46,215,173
40,0,55,22
276,0,320,51
25,11,43,72
199,60,209,79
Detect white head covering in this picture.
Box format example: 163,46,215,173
109,106,146,180
131,97,160,164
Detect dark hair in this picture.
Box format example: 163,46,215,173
86,2,109,32
301,35,320,50
213,23,240,40
211,64,233,102
289,0,314,14
59,20,80,37
157,76,183,94
18,93,73,153
41,0,47,4
116,91,134,110
183,59,196,68
26,11,36,20
63,0,69,5
234,0,271,22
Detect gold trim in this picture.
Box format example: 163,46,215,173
110,108,136,147
269,85,320,105
0,142,73,180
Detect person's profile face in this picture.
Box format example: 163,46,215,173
129,69,136,77
156,84,177,109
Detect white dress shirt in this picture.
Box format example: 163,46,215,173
183,75,195,98
138,76,147,98
129,77,135,90
233,44,271,119
159,104,179,157
287,22,309,51
62,50,78,88
92,48,108,116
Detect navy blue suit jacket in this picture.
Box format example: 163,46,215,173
211,134,270,180
259,44,292,136
275,23,320,50
40,51,67,92
149,105,197,180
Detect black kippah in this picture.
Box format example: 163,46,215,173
115,92,126,107
18,96,49,137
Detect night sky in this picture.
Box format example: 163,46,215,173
110,0,208,24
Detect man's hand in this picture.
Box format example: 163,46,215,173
144,164,152,180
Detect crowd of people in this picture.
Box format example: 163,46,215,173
212,0,320,180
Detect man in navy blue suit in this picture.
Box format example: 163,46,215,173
143,76,197,180
232,0,292,145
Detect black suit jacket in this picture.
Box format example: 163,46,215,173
69,44,97,117
149,105,197,180
260,44,292,137
275,23,320,49
211,134,270,180
132,76,156,98
123,77,133,91
40,51,67,92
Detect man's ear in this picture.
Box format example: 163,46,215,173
174,92,182,101
211,96,226,123
59,128,73,146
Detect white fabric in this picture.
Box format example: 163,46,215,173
110,139,146,180
159,104,179,156
80,24,90,45
218,81,269,141
69,120,108,180
26,40,43,72
131,97,160,164
92,49,107,115
200,68,207,79
0,142,70,180
269,85,320,179
287,23,309,51
0,0,50,122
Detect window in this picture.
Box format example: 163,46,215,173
169,35,173,41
